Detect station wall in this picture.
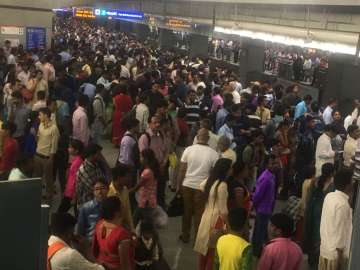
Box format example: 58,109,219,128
0,6,52,48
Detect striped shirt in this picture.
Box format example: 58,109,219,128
76,159,105,207
185,102,200,127
353,147,360,182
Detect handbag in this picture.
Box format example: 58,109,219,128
168,152,177,169
167,193,184,217
152,205,168,229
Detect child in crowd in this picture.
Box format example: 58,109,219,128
135,220,162,270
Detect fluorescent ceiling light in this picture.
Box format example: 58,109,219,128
214,26,357,55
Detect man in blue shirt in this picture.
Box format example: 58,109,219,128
80,82,97,100
294,94,312,120
77,179,108,241
218,114,236,149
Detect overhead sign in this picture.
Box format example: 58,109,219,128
26,27,46,50
94,8,144,20
73,7,96,19
1,26,24,35
166,18,191,28
73,7,144,20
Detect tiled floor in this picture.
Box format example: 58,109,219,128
52,139,308,270
99,140,198,269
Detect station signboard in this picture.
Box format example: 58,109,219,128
26,27,46,50
166,18,191,29
73,7,96,19
94,8,144,20
73,7,144,21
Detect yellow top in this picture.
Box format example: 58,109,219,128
108,182,134,232
216,234,251,270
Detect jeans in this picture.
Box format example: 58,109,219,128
252,212,271,257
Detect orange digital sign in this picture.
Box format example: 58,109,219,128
166,19,191,28
73,8,95,19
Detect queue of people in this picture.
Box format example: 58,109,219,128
0,15,357,270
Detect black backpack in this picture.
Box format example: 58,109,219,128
117,133,140,167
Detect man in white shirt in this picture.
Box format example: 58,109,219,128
343,114,353,131
315,124,337,176
48,213,104,270
41,55,56,82
7,48,16,65
177,128,219,243
343,125,359,168
229,76,242,93
17,63,30,86
96,71,112,90
120,64,130,79
135,94,150,133
229,82,241,104
188,74,206,92
319,169,353,270
322,99,337,125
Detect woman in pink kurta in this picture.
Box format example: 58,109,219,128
133,149,159,225
57,139,84,213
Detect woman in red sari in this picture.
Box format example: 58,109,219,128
112,86,133,146
93,196,134,270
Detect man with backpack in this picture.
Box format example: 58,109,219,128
241,129,266,191
91,85,107,144
138,115,169,207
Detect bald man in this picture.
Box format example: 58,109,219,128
177,128,219,243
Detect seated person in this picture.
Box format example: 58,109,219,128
77,179,109,241
48,213,104,270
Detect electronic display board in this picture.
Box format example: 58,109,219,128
73,7,144,20
94,8,144,20
73,7,96,19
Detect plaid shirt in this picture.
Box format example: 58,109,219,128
76,159,104,207
283,196,301,224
